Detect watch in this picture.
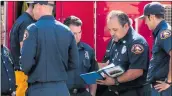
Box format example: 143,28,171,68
114,78,120,86
165,81,172,86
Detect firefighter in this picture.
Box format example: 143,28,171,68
139,2,172,96
10,2,35,71
96,10,151,96
9,2,35,96
1,22,16,96
20,1,79,96
64,16,98,96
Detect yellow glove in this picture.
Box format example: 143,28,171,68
15,71,28,96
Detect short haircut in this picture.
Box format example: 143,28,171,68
155,14,164,19
63,15,82,27
107,10,130,27
148,14,164,20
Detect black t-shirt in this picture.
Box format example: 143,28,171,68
10,12,35,70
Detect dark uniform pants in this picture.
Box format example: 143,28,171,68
151,86,172,96
101,89,118,96
26,81,70,96
102,84,151,96
119,84,151,96
70,90,91,96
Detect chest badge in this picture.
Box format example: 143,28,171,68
121,45,127,54
85,51,89,59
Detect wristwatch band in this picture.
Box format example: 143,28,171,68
114,78,120,86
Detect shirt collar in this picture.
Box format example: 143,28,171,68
38,15,55,21
153,20,166,38
77,42,84,50
117,27,132,44
24,12,34,21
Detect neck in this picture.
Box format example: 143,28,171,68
123,27,129,37
26,8,33,17
153,19,164,30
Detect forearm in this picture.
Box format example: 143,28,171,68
117,69,143,83
89,84,97,96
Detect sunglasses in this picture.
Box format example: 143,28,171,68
32,3,54,8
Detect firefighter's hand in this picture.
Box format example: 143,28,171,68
154,81,171,92
98,60,109,69
96,74,115,85
11,91,16,96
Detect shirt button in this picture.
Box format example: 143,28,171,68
3,61,5,63
119,59,121,61
123,41,126,43
115,49,117,51
7,69,8,72
9,88,11,91
9,78,11,81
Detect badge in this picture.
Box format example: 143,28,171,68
121,45,127,54
123,40,126,44
160,30,171,39
23,30,29,41
106,50,110,52
131,44,144,54
85,51,89,59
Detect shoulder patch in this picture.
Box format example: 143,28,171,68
160,30,171,39
23,30,29,41
131,44,144,54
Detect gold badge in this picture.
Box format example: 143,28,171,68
23,30,29,41
160,30,171,39
131,44,144,54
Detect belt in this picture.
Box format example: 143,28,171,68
1,95,10,96
69,88,86,94
2,91,13,95
28,81,63,86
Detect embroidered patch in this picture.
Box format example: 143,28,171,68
23,30,29,41
160,30,171,39
131,44,144,54
84,51,89,59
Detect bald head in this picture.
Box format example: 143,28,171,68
107,10,130,27
106,10,130,42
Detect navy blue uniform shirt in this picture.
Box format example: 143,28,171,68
102,38,115,63
20,15,79,83
1,45,16,95
109,27,149,88
147,20,172,83
67,42,98,89
10,12,35,70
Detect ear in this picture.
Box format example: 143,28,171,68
149,14,155,21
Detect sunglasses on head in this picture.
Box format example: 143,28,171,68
32,3,54,8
